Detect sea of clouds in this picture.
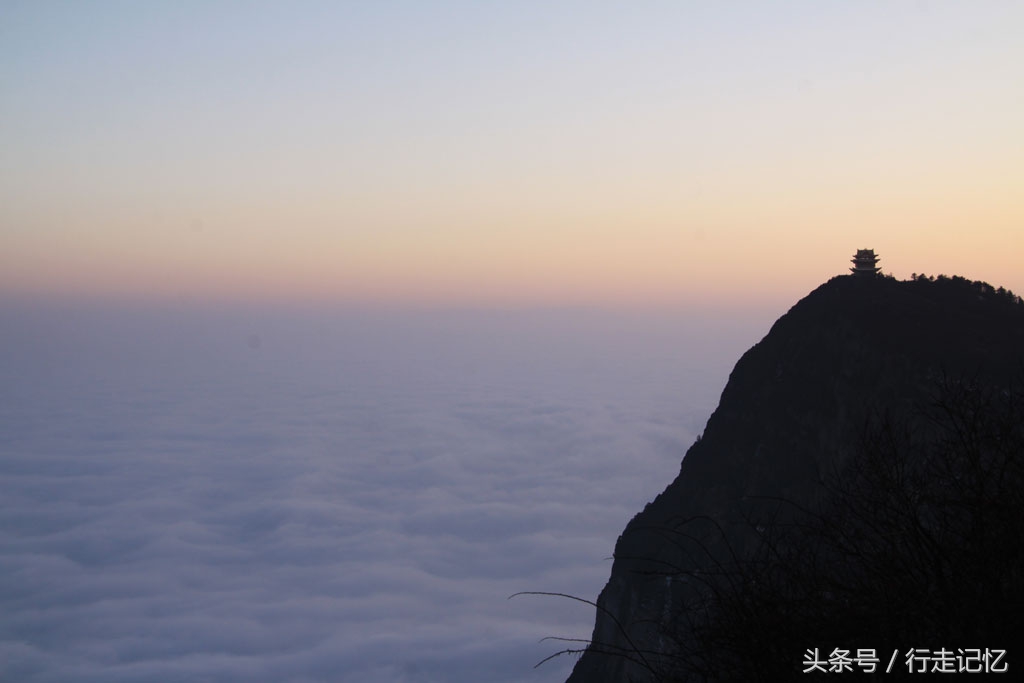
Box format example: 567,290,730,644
0,301,772,682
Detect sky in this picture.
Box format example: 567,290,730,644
2,3,1023,681
2,1,1022,308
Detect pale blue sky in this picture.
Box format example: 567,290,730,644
3,1,1022,305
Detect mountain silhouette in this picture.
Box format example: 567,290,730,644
564,273,1024,682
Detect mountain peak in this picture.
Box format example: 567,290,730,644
566,274,1024,682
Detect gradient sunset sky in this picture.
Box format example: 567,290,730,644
3,1,1022,308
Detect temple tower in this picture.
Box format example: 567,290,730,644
850,248,881,276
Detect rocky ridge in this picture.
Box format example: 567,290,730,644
565,274,1024,682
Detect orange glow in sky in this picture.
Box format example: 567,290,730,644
2,2,1022,309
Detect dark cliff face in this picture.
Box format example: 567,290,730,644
566,275,1024,683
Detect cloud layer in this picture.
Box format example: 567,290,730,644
0,303,769,682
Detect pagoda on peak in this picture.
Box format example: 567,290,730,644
850,248,881,276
